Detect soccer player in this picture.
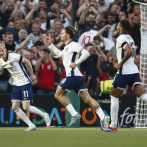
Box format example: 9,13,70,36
44,26,110,128
101,20,147,132
0,40,50,131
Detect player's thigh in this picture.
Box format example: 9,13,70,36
111,87,124,98
22,102,31,111
133,84,144,98
12,101,21,111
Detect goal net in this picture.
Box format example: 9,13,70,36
134,0,147,128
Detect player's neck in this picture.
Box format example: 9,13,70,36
64,39,72,46
119,31,128,35
2,54,7,61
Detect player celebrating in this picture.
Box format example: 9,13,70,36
0,41,50,131
101,20,147,132
44,26,110,128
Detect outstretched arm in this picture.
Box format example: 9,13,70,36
45,36,63,57
1,0,8,14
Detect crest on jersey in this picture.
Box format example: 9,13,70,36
47,65,51,69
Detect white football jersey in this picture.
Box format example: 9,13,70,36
60,41,83,77
116,33,139,74
0,53,30,86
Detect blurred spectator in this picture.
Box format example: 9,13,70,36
134,54,140,70
7,20,15,28
0,0,15,27
81,43,98,89
98,0,109,13
35,49,57,94
5,31,15,52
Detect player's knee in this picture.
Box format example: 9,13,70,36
54,93,59,100
12,105,19,111
23,106,30,111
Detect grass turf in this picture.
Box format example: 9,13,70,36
0,127,147,147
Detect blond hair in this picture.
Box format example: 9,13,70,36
0,42,5,50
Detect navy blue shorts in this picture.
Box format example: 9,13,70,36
59,76,87,95
112,73,142,90
11,83,33,103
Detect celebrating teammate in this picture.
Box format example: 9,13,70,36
0,41,50,131
101,20,147,132
44,26,110,128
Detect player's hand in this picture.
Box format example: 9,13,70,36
113,64,122,70
70,62,77,69
30,74,36,82
45,34,52,45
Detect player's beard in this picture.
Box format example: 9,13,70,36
62,35,68,43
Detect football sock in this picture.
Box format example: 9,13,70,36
15,108,34,127
110,96,119,128
140,94,147,103
28,106,45,119
95,107,105,121
66,103,78,116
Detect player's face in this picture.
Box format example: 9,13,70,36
60,29,68,42
117,23,121,34
0,48,6,59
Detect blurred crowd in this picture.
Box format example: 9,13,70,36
0,0,144,95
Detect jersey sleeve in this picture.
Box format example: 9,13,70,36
12,53,24,63
72,42,83,53
118,36,129,50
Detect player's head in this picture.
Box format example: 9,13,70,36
60,26,76,42
0,42,7,58
117,20,130,34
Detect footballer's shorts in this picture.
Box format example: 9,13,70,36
59,76,87,95
112,73,142,90
11,83,33,103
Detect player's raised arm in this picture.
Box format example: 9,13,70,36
23,58,36,82
44,35,63,57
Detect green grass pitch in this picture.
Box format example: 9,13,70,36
0,127,147,147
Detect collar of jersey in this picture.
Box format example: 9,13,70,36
66,40,73,46
6,53,9,61
120,33,128,35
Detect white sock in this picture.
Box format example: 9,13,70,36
95,107,105,121
140,94,147,103
15,108,34,127
28,106,45,119
66,103,78,116
110,96,119,128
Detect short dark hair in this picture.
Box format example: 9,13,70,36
34,41,44,46
41,49,50,54
5,31,13,37
7,20,14,26
93,36,102,42
85,43,94,47
120,20,130,32
64,26,76,39
87,12,95,17
108,67,117,77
